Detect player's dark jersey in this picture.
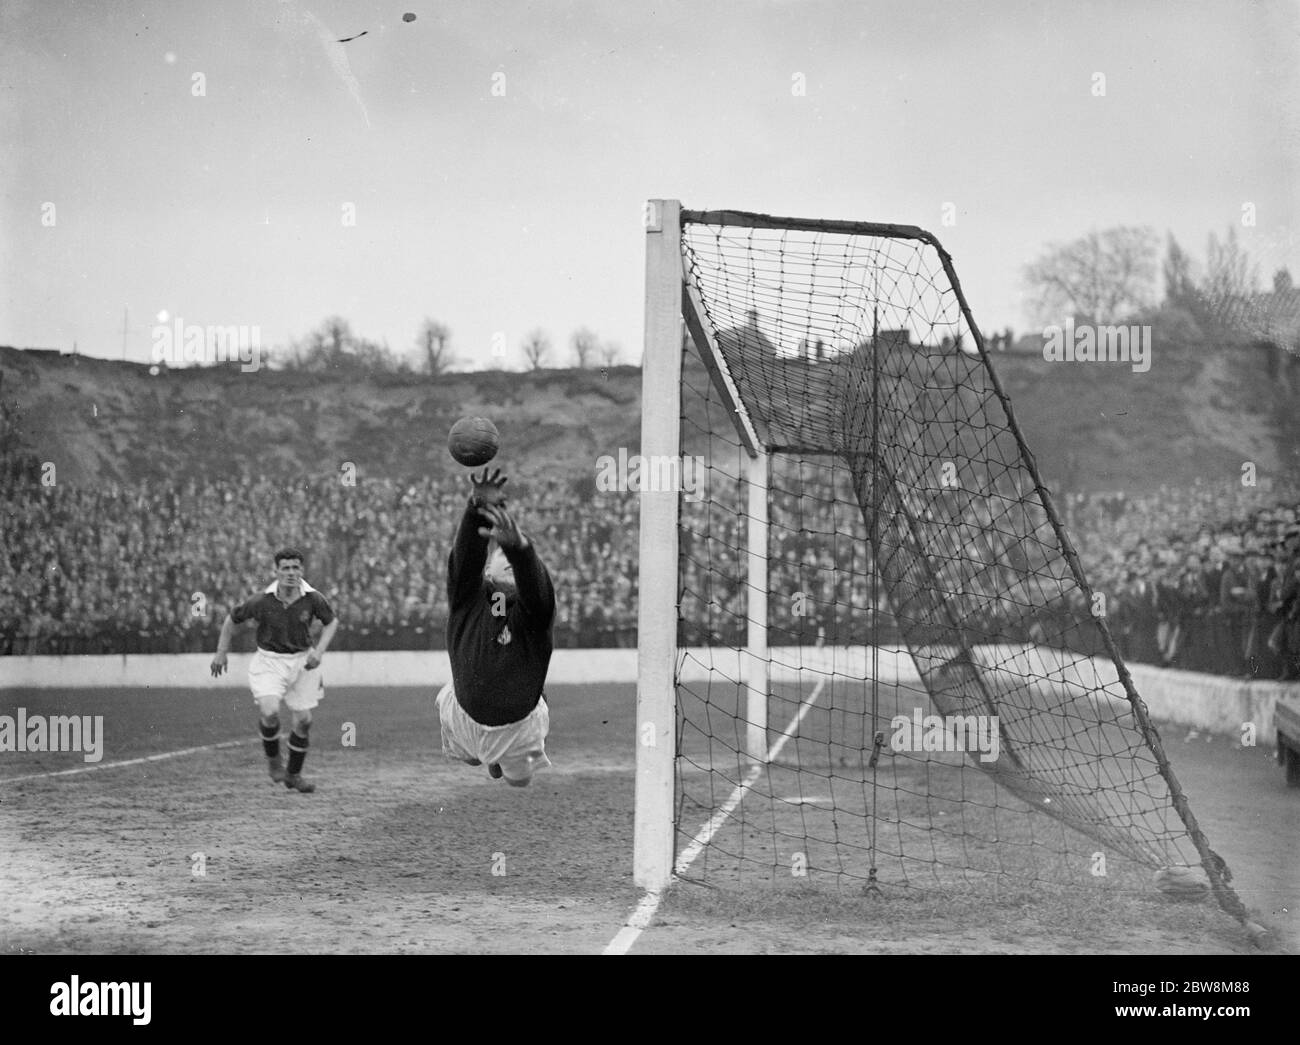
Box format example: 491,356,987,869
231,584,335,654
447,500,556,726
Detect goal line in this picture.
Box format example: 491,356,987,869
604,676,825,955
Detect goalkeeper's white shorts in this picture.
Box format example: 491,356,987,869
248,648,324,715
436,681,551,784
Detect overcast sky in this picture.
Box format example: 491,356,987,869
2,0,1297,368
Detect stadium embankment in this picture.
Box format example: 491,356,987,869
0,646,1292,748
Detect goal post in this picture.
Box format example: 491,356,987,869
634,199,1251,929
633,199,682,891
743,449,769,766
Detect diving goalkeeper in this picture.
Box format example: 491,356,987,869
436,467,556,786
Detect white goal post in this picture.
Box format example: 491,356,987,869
633,199,682,891
634,199,770,891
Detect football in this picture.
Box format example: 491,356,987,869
448,416,500,467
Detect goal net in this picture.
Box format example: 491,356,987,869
634,201,1247,922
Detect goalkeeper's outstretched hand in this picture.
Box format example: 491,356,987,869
477,504,528,551
469,467,508,509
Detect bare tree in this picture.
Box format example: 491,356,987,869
599,340,621,368
416,318,455,377
521,328,551,370
1022,226,1160,326
1197,226,1260,332
280,319,421,373
354,337,413,373
286,316,355,371
319,315,352,365
1162,233,1198,310
570,327,599,368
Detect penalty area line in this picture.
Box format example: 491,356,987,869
0,738,249,784
603,677,826,955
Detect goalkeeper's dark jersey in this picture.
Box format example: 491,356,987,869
446,499,556,726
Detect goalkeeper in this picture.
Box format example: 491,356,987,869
436,467,556,786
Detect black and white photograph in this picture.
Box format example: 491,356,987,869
1,0,1296,1003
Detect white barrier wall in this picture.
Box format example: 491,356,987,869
1127,663,1291,746
1,646,1292,747
957,643,1291,750
0,648,915,690
0,649,627,690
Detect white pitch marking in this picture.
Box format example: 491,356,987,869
603,889,664,955
604,677,826,955
0,738,248,784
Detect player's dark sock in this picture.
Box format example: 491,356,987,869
260,722,280,758
287,732,309,775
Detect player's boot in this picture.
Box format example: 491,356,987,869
267,755,287,784
488,763,503,779
283,773,316,793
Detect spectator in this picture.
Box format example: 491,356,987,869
1272,554,1300,681
1217,541,1253,676
1245,545,1285,679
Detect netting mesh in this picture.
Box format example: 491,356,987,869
673,213,1245,912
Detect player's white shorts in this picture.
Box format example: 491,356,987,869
436,681,551,784
248,648,324,714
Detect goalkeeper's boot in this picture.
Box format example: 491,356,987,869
267,754,287,784
283,773,316,794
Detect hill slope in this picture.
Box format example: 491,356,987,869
0,351,642,488
1,344,1296,496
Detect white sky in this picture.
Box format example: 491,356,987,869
2,0,1297,368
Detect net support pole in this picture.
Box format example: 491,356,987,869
743,450,770,764
633,198,682,892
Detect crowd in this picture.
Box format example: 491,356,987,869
3,453,1298,681
0,461,639,654
1066,480,1300,679
681,472,1106,654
